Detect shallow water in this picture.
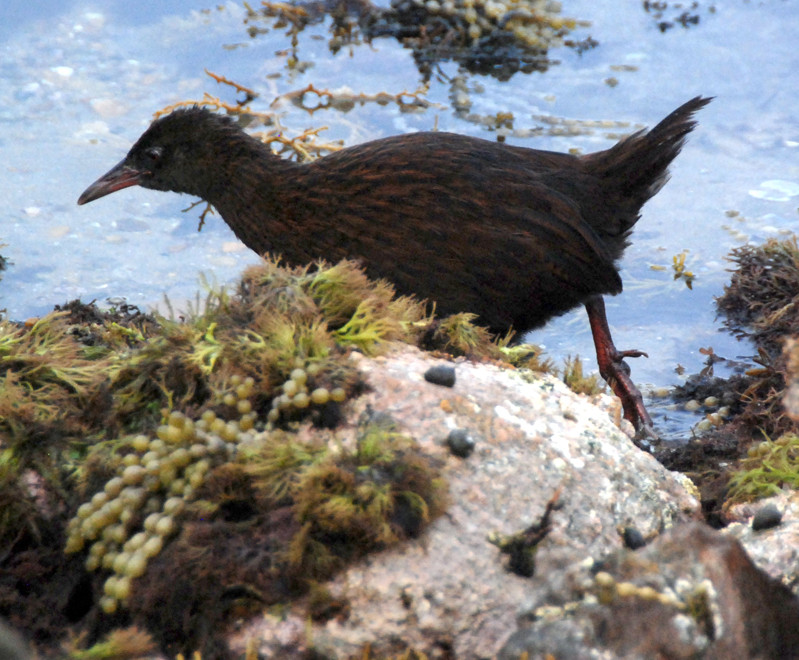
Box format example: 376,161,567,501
1,0,797,438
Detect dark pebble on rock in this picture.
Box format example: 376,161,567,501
447,429,475,458
622,526,646,550
752,503,782,531
424,365,456,387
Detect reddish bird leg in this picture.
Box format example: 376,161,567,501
584,295,656,441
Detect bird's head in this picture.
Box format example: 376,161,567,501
78,107,242,205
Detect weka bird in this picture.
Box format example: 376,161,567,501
78,96,711,438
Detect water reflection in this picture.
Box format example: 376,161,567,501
0,0,797,439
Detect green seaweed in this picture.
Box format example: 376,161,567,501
66,627,155,659
0,257,462,657
726,434,799,503
562,355,603,396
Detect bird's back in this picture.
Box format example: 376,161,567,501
236,131,625,333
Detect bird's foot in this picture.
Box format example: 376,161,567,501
616,348,649,361
603,348,657,443
583,295,658,446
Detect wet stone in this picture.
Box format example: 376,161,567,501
622,526,647,550
446,429,475,458
424,365,456,387
751,503,782,531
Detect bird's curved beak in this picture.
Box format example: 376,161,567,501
77,159,145,205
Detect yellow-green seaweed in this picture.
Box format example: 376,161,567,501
561,355,603,396
66,626,155,659
0,255,555,657
65,377,259,614
726,433,799,504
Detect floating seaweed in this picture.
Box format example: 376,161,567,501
643,0,713,33
241,0,591,81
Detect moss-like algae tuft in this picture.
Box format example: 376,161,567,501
0,257,471,658
0,254,607,658
726,433,799,504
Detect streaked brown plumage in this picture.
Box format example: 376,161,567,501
78,96,712,438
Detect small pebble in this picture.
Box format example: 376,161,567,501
695,419,712,432
752,503,782,531
446,429,475,458
621,526,646,550
424,365,456,387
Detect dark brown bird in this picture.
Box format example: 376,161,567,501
78,96,711,438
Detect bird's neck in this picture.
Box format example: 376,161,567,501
203,137,304,256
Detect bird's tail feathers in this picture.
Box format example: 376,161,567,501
582,96,712,229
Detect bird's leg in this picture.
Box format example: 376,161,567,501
583,295,657,442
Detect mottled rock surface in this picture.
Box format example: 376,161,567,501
724,490,799,595
226,344,701,658
501,522,799,660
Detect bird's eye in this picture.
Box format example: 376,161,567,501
142,147,162,168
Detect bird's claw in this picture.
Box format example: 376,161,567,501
616,348,648,360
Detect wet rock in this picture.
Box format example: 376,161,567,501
724,491,799,596
500,522,799,660
0,621,31,660
446,428,475,457
424,364,456,387
751,503,782,531
622,525,646,550
226,344,700,659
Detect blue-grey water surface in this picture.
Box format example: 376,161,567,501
1,0,797,437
